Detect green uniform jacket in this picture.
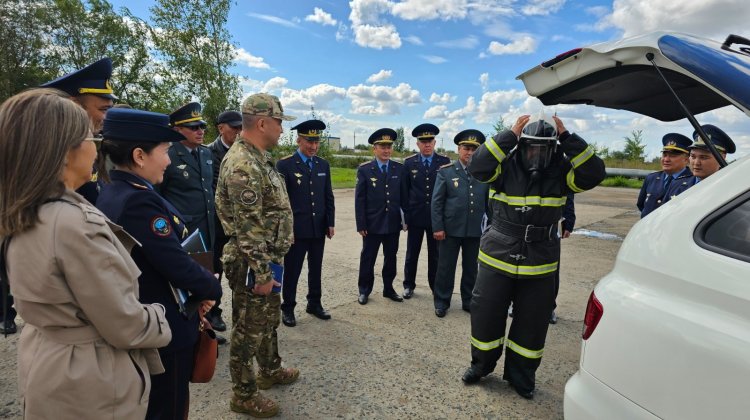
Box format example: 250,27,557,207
431,161,490,238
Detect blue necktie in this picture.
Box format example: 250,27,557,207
306,158,313,170
424,159,430,169
663,175,673,191
381,164,387,174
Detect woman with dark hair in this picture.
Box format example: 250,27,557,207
0,89,172,419
95,108,222,420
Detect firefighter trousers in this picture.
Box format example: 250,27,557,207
469,265,556,393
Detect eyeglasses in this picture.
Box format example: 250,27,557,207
84,137,102,151
186,124,207,131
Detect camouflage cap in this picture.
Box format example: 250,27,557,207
242,93,296,121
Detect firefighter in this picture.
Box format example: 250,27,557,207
461,113,605,399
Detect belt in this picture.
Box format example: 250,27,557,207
492,219,557,242
36,325,101,344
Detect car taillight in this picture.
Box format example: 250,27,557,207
582,291,603,340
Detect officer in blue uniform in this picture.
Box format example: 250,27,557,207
276,119,335,327
637,133,692,218
402,123,451,298
41,57,116,205
355,128,408,305
96,108,223,420
159,102,216,252
432,129,490,317
665,124,736,200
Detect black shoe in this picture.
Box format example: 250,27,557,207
306,306,331,320
509,382,535,399
435,308,446,318
209,314,227,332
282,311,296,327
1,319,17,335
216,334,228,345
462,366,484,384
403,288,414,299
549,311,557,324
383,291,404,302
358,294,368,305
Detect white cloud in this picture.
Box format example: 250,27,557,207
247,13,299,29
424,105,449,119
430,93,457,104
349,0,401,49
347,82,422,115
475,89,529,123
420,55,448,64
585,5,609,18
305,7,338,26
390,0,469,20
263,77,288,93
281,83,348,109
336,23,349,41
479,72,489,91
596,0,749,40
404,35,424,45
435,35,479,49
366,69,393,83
234,47,271,69
487,35,538,55
521,0,566,16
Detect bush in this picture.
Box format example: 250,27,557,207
600,176,643,189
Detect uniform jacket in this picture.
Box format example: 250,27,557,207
158,142,216,249
431,160,490,238
355,159,407,235
402,153,451,228
276,152,335,239
663,174,700,205
561,192,576,233
215,139,293,285
8,189,171,420
468,130,605,279
206,136,231,192
637,167,692,218
98,170,222,352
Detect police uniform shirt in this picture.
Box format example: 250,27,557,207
96,170,222,352
158,142,216,249
276,150,335,239
402,152,451,228
355,159,407,235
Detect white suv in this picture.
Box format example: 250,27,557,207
518,32,750,419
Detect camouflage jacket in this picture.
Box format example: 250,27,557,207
215,138,293,284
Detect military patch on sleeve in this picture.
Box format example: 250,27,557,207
151,216,171,237
240,189,258,205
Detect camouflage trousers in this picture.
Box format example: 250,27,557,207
224,255,282,399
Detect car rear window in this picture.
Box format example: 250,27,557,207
695,191,750,262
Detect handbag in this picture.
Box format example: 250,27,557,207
190,316,218,383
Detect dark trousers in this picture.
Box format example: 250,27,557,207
209,213,229,319
358,232,399,296
146,348,194,420
403,225,439,291
469,265,556,394
281,237,325,313
433,236,480,310
1,292,15,322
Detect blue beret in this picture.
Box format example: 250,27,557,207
292,119,326,140
691,124,736,154
41,58,117,99
103,108,185,143
661,133,691,154
412,123,439,140
170,102,206,127
368,128,398,145
454,129,485,147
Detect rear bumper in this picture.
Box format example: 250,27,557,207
564,369,660,420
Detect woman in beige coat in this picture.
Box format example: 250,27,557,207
0,89,172,419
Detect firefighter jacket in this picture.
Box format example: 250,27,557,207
467,130,605,279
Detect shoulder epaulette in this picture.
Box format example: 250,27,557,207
439,162,453,169
359,161,370,167
280,154,294,160
405,153,417,160
127,181,149,190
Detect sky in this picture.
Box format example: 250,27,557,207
109,0,750,158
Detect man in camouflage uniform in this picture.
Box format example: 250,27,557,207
216,93,299,417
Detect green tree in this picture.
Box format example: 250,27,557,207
150,0,241,139
492,115,507,135
623,130,647,161
0,0,57,101
393,127,406,152
590,142,610,159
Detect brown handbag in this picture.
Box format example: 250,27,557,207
190,316,218,383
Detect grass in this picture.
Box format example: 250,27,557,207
331,167,357,189
600,176,643,188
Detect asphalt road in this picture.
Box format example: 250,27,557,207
0,186,640,419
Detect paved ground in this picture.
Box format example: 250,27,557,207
0,186,640,419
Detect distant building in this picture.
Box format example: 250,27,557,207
325,136,341,152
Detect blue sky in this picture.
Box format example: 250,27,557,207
111,0,750,158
